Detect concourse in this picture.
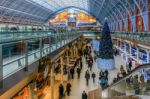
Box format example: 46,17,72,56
0,0,150,99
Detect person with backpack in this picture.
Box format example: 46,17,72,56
99,76,107,89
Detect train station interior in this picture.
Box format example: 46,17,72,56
0,0,150,99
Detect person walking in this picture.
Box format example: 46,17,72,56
70,67,74,79
59,84,64,99
89,60,93,71
92,72,96,83
99,70,104,77
85,70,90,86
76,67,81,79
104,70,109,80
128,60,132,71
66,82,72,96
80,60,83,70
82,91,88,99
133,75,140,94
99,76,107,89
89,55,93,64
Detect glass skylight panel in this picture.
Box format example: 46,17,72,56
28,0,89,12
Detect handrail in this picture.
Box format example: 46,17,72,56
0,32,76,43
111,31,150,34
104,63,150,90
0,30,51,34
1,32,81,79
1,30,150,35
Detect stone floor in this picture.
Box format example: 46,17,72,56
43,54,126,99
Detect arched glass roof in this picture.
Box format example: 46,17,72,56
0,0,145,24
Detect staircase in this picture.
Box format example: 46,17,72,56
88,88,140,99
100,96,140,99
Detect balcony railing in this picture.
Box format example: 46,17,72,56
102,63,150,98
111,31,150,44
0,31,83,79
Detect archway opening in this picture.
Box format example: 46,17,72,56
49,8,101,30
122,20,125,32
118,22,120,31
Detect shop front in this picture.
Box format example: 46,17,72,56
11,80,36,99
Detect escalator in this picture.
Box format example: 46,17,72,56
88,63,150,99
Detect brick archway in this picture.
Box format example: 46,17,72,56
136,8,145,32
128,15,132,32
148,0,150,31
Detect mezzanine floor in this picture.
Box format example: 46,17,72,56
3,39,71,78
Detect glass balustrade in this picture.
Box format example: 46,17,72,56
2,30,149,80
102,64,150,98
111,32,150,43
0,31,82,79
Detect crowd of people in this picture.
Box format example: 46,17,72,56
125,72,150,95
58,42,93,99
58,40,148,99
58,54,84,99
59,82,72,99
99,70,109,89
112,60,133,84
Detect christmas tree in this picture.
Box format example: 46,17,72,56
96,19,115,70
99,20,114,59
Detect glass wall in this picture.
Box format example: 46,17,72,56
0,31,82,79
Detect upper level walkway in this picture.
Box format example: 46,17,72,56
1,30,150,79
0,31,82,79
111,31,150,46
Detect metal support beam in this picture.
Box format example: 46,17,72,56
0,44,3,87
0,5,46,20
49,36,52,53
100,4,119,22
39,38,43,59
24,40,28,71
133,0,143,14
50,63,54,99
96,0,106,17
119,0,132,19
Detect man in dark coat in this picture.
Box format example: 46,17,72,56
82,91,88,99
70,67,74,79
59,84,64,99
66,82,72,96
128,61,132,70
92,72,96,83
80,61,83,70
85,70,90,86
76,67,81,79
88,60,93,71
104,70,109,80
